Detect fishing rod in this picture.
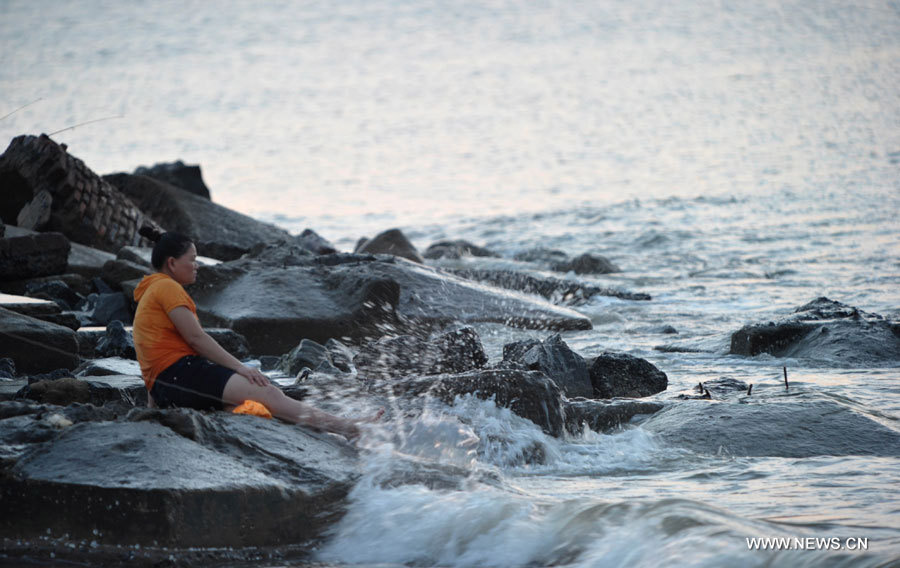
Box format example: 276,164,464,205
48,115,124,136
0,98,43,122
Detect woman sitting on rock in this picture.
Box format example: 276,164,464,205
132,226,376,440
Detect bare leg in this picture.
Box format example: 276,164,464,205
222,374,374,439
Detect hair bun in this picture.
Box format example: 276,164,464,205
139,225,163,242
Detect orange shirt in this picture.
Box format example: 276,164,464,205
132,273,199,389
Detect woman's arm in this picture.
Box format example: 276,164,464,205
168,306,269,386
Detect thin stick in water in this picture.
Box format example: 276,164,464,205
783,366,789,390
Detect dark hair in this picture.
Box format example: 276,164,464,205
139,226,193,270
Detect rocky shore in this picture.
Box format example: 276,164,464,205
2,134,899,566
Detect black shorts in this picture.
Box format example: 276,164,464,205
150,356,235,411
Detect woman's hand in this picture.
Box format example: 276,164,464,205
237,364,270,387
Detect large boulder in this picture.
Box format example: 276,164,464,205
391,369,566,437
189,249,591,356
296,228,338,255
0,307,80,373
354,327,488,381
134,160,211,199
103,172,292,261
730,297,900,366
451,269,651,304
0,232,70,280
355,228,424,263
553,253,620,275
641,399,900,458
0,406,360,550
501,334,593,398
0,135,158,252
588,353,668,399
2,223,116,281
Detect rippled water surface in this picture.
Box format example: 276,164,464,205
3,0,900,566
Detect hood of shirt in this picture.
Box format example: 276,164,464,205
133,273,171,303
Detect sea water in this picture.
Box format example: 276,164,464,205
2,1,899,566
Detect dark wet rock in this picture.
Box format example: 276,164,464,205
24,279,84,311
73,357,141,378
553,253,620,275
588,353,668,399
391,369,566,437
209,328,251,360
424,239,498,260
0,221,4,237
0,307,79,373
660,325,678,334
103,172,291,261
565,398,664,435
0,135,158,252
641,399,900,458
25,368,72,384
0,357,15,378
354,327,488,381
100,258,151,288
326,338,355,373
729,297,900,366
0,292,79,330
697,377,749,396
190,249,590,355
653,344,702,353
95,320,135,359
513,248,569,265
0,409,359,548
259,355,281,371
296,228,338,255
450,268,651,304
501,334,592,398
74,292,133,326
0,232,70,280
116,245,151,267
280,338,343,377
355,228,424,263
134,160,211,199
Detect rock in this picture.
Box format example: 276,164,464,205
15,189,52,230
565,398,664,435
325,338,354,373
588,353,668,399
116,245,152,267
18,376,89,405
0,221,4,237
74,292,133,326
0,357,15,378
296,228,338,255
424,240,498,260
0,135,159,252
641,399,900,458
134,160,211,199
0,292,80,330
501,334,592,398
553,253,620,275
355,228,424,263
95,320,136,359
24,279,84,311
451,269,651,304
0,307,80,373
100,258,151,288
74,357,141,378
354,327,488,381
280,339,341,377
3,223,118,282
103,172,292,260
0,232,70,280
729,297,900,366
0,409,360,548
513,248,569,265
391,369,566,437
190,249,590,355
207,328,250,360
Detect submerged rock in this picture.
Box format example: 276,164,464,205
641,398,900,458
565,398,664,435
424,239,498,260
588,352,668,399
730,297,900,366
553,253,620,275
